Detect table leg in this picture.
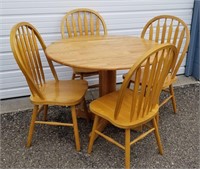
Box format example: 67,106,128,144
90,70,116,140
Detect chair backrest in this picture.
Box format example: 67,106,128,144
61,8,107,38
141,15,190,79
114,44,177,122
10,22,58,99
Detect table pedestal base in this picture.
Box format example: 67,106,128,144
99,70,116,96
90,70,116,140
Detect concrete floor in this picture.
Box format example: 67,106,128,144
0,75,198,114
0,83,199,168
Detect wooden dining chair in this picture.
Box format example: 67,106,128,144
10,22,88,151
88,44,178,169
61,8,107,88
123,15,190,113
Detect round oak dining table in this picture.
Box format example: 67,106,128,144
45,36,158,96
45,36,158,138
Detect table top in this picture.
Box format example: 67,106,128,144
45,36,159,70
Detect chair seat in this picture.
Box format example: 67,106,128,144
124,71,177,89
73,67,98,74
30,80,88,106
90,89,159,129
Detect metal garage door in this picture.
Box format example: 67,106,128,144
0,0,194,99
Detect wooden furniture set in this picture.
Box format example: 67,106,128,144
10,8,190,169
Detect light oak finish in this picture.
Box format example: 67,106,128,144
46,36,158,70
45,35,159,140
61,8,107,88
46,36,159,96
10,22,88,151
88,44,178,169
123,15,190,113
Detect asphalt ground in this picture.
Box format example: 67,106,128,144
1,83,199,169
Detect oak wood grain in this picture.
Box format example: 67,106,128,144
46,36,159,70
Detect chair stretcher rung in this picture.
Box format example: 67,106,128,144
95,130,125,150
35,121,73,127
143,124,152,129
162,89,170,92
160,95,173,107
130,128,155,145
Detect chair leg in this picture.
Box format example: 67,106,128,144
72,72,76,80
27,105,39,148
80,74,84,80
155,113,159,124
76,99,90,122
169,84,177,113
71,106,81,151
88,115,100,154
43,105,48,121
125,129,131,169
82,99,90,122
152,118,163,155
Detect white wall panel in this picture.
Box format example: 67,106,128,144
0,0,194,99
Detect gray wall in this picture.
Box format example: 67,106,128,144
0,0,194,99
